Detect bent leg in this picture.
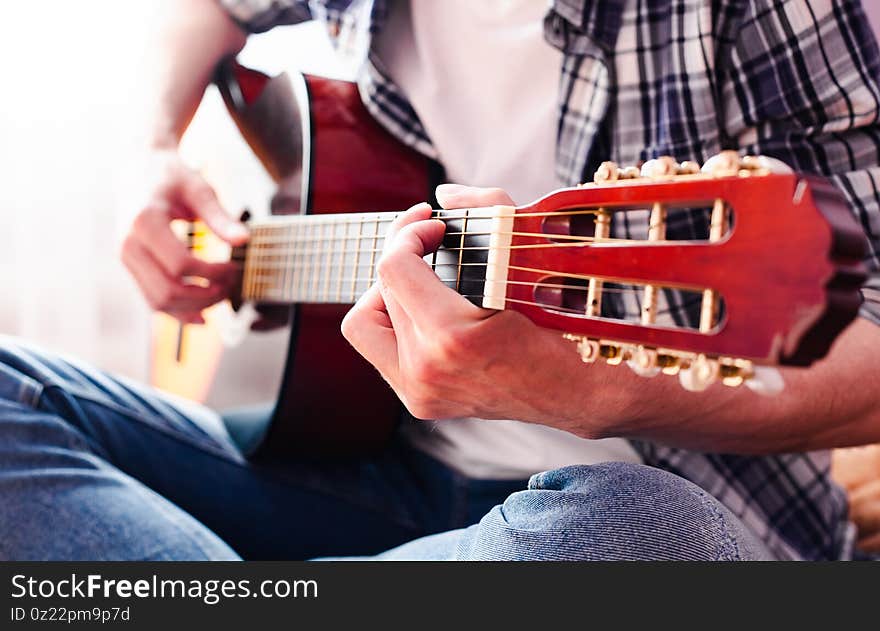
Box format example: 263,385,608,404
372,462,774,560
0,337,450,560
0,399,240,560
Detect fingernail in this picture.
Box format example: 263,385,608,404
436,183,468,198
228,223,249,238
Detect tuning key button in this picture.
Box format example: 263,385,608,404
740,155,794,175
678,354,720,391
640,156,678,178
745,367,785,396
563,334,600,363
593,161,620,183
702,150,742,176
627,346,661,377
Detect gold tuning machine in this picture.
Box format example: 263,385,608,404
562,334,600,363
562,334,776,394
678,354,720,392
627,346,661,378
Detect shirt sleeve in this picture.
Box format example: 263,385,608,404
862,273,880,326
722,0,880,327
217,0,313,33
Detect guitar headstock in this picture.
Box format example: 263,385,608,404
488,152,867,391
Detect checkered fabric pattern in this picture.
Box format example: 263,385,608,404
218,0,880,560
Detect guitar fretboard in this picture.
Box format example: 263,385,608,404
242,209,495,305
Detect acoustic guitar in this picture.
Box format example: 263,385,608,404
151,60,867,458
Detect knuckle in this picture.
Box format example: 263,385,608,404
165,249,190,278
408,356,441,385
433,327,469,363
154,284,176,309
340,310,359,342
131,208,156,234
186,179,217,207
376,253,399,282
120,234,138,262
404,396,437,421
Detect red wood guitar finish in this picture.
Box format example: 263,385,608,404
177,60,866,459
220,63,435,456
508,176,865,365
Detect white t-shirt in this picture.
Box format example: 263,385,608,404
374,0,642,479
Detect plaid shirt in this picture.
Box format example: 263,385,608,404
220,0,880,560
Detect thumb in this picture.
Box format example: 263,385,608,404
181,174,250,245
435,184,516,209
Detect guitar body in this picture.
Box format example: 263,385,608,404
152,64,438,456
152,62,867,459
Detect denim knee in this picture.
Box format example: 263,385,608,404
454,462,773,560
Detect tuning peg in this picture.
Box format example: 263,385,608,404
701,150,742,176
641,156,678,178
740,155,794,175
745,366,785,396
678,354,720,391
627,346,661,377
563,334,600,363
594,161,620,183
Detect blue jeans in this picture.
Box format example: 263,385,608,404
0,336,773,560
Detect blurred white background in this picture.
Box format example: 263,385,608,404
0,1,354,381
0,1,879,383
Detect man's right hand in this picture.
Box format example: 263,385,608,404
121,149,249,324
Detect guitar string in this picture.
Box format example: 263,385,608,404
245,263,705,296
242,238,654,267
242,288,703,325
245,277,692,297
239,208,604,228
243,261,691,289
249,233,644,255
242,205,694,301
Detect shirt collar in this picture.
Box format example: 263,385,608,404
548,0,626,52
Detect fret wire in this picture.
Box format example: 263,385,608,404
349,216,365,302
367,214,381,288
455,209,468,292
255,225,265,300
309,222,320,301
243,226,253,299
294,221,304,301
297,222,305,302
283,222,292,301
322,220,333,301
336,220,348,303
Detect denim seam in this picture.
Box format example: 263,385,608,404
694,487,742,561
19,379,43,408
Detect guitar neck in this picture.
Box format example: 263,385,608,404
241,209,502,306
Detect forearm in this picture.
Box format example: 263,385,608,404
148,0,247,150
584,318,880,454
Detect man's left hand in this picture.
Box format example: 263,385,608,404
341,184,618,432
